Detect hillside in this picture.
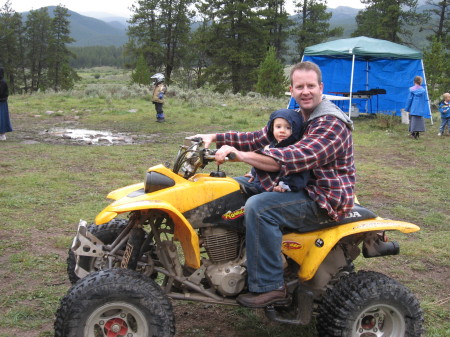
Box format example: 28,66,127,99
22,4,434,49
22,6,128,47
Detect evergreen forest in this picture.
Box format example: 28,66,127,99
0,0,448,100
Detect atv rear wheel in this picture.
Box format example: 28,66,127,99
54,268,175,337
67,218,128,284
316,270,423,337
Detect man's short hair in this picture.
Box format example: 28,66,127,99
290,61,322,85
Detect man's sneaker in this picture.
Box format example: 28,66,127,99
438,132,442,136
0,134,6,141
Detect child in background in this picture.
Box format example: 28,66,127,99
438,93,450,136
151,73,167,123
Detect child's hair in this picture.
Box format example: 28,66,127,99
443,92,450,101
414,76,423,85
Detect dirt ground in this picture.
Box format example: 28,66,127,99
1,120,448,337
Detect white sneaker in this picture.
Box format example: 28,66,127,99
0,134,6,141
438,133,442,136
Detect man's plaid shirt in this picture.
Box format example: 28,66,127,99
216,115,355,221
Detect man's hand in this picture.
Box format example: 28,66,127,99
214,145,240,164
191,134,216,148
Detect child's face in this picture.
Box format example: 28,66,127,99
444,94,450,103
272,118,292,143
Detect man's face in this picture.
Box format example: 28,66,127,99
290,69,323,115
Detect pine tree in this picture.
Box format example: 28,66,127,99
126,0,194,83
196,0,268,93
352,0,427,43
48,5,77,91
0,0,25,94
424,0,449,45
423,37,450,101
24,7,52,91
255,47,287,97
261,0,293,62
131,53,152,86
292,0,343,59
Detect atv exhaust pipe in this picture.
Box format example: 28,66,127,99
363,233,400,258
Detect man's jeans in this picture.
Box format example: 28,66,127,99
234,176,331,293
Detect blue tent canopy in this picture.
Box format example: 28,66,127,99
301,37,432,119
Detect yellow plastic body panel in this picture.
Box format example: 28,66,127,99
281,218,420,281
95,165,241,269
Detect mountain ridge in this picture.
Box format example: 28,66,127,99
21,5,431,49
21,6,128,47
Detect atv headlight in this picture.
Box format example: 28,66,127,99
144,171,175,193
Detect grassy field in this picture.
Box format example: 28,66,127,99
0,68,449,336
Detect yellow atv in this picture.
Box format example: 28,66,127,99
55,137,423,337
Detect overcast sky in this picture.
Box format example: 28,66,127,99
7,0,366,17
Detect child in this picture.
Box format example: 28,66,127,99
438,93,450,136
151,73,167,122
405,76,427,139
242,108,310,195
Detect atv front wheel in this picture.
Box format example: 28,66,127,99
55,268,175,337
67,218,128,284
316,270,423,337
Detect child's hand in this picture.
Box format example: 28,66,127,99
244,171,254,182
273,185,287,192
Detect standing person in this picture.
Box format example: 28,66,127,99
194,61,355,308
405,76,427,139
0,67,13,141
151,73,167,122
240,108,310,196
438,92,450,136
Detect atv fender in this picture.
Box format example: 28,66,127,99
95,199,201,269
282,218,420,281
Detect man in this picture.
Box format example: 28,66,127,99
196,61,355,308
151,73,167,122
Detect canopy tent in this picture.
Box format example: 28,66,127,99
301,36,432,120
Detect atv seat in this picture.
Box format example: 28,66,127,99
287,204,377,234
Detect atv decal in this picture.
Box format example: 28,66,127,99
346,211,362,218
221,207,245,221
282,241,303,250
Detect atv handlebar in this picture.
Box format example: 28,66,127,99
174,138,237,178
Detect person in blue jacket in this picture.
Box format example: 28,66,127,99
239,108,310,196
0,67,13,141
438,92,449,136
405,76,427,139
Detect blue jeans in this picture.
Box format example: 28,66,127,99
234,177,331,293
439,117,449,134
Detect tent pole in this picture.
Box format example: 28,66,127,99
348,54,356,118
421,59,433,125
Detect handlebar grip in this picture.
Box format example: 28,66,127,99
204,149,236,161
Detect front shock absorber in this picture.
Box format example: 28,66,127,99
121,227,146,270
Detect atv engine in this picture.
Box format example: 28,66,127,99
201,227,246,296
